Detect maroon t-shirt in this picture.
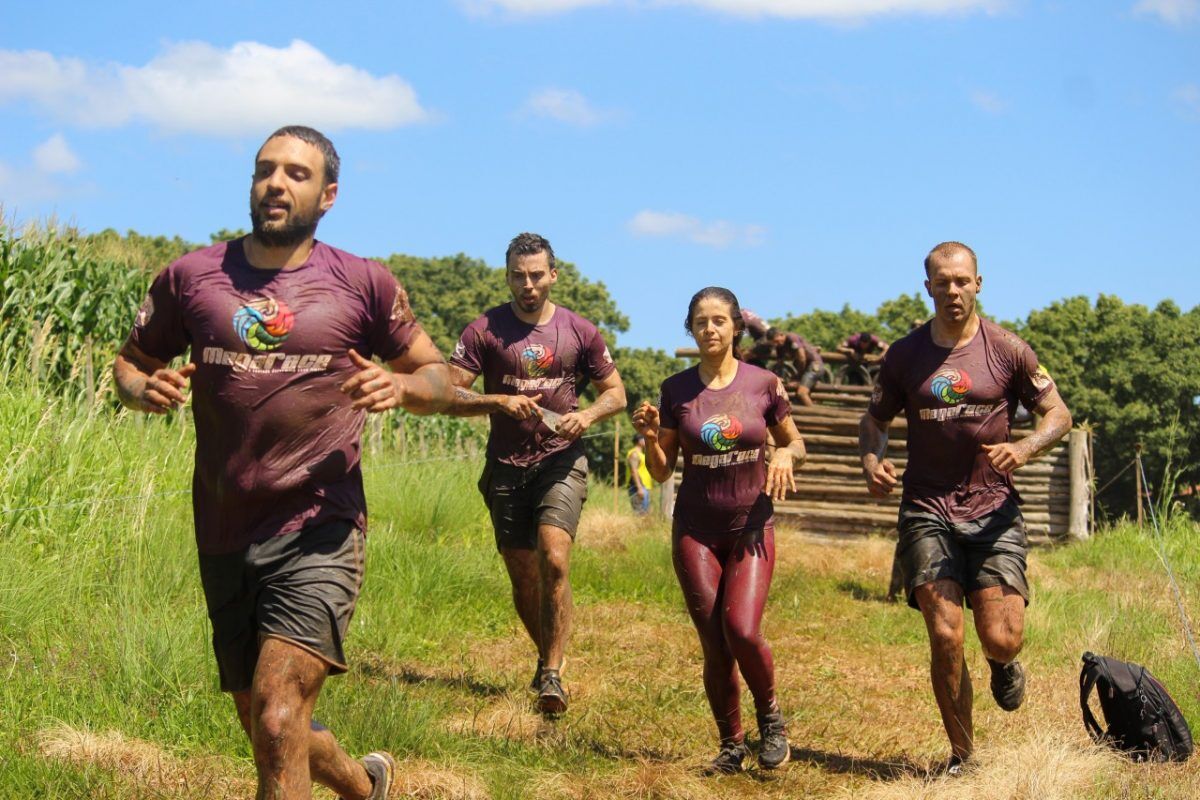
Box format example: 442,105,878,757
450,304,616,467
128,239,422,555
659,363,792,534
779,333,823,370
846,332,885,355
868,318,1056,522
741,309,769,340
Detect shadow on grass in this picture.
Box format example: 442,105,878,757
789,746,922,781
358,657,507,698
835,579,894,604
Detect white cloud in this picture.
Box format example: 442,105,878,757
1133,0,1199,25
628,210,766,248
1174,84,1200,116
969,89,1008,114
32,134,81,174
0,40,429,137
521,88,613,126
468,0,1004,19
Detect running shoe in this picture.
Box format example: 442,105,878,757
756,709,791,769
702,738,748,776
529,658,544,691
360,751,395,800
536,668,569,716
988,658,1026,711
941,754,969,777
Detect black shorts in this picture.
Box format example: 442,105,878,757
478,447,588,551
197,519,364,692
896,499,1029,611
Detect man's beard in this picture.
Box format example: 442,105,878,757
250,201,322,248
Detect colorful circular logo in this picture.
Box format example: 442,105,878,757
930,368,972,405
700,413,742,452
522,344,554,377
233,297,294,352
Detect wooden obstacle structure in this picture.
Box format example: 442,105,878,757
777,383,1091,544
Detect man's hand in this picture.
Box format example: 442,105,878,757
632,401,660,440
556,411,589,441
863,456,898,497
135,362,197,414
341,349,405,412
764,448,797,501
981,442,1030,473
499,393,543,421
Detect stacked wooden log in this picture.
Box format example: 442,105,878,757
774,383,1073,544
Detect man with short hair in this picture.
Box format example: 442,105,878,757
765,327,822,406
114,125,452,799
858,241,1072,773
446,232,627,715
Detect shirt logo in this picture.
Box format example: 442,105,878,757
233,297,294,352
522,343,554,377
1032,364,1054,392
700,413,742,452
930,368,972,405
135,295,154,328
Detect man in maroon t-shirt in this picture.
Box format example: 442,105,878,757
858,242,1071,772
447,232,627,715
113,126,452,800
764,327,822,406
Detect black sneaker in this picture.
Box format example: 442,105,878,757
702,738,747,776
536,668,568,716
361,751,395,800
941,754,969,777
756,709,791,769
988,658,1026,711
529,658,544,691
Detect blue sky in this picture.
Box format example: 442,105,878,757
2,1,1197,351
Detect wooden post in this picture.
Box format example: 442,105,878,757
83,337,95,405
369,413,383,455
1135,443,1144,530
613,418,620,513
1068,429,1090,540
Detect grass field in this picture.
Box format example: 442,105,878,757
3,383,1200,799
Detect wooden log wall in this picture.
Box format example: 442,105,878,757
773,383,1089,544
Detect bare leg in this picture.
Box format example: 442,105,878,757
970,585,1025,664
243,637,372,800
915,579,973,760
500,546,542,656
794,385,815,407
537,524,573,670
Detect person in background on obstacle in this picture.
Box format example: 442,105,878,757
633,287,806,775
627,432,655,515
741,308,771,343
113,125,453,800
446,232,627,716
837,330,889,386
765,327,822,406
858,241,1072,775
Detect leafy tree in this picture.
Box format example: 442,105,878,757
210,228,248,243
1013,296,1200,519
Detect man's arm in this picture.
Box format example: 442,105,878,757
113,341,196,414
444,365,544,420
981,387,1073,472
556,369,627,442
340,329,453,415
858,413,899,497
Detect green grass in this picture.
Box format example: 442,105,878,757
4,380,1200,798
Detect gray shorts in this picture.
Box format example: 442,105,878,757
478,448,588,551
896,499,1029,611
197,519,364,692
799,362,822,390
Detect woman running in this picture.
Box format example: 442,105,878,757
633,287,806,774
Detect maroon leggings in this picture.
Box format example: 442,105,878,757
672,524,777,742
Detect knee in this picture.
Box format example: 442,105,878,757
539,549,570,585
722,616,761,653
252,689,302,751
927,617,964,654
980,626,1023,663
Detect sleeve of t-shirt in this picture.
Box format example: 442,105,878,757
867,350,905,422
581,325,617,382
766,375,792,427
127,266,189,363
1013,339,1056,410
366,265,421,362
448,318,485,376
657,378,678,431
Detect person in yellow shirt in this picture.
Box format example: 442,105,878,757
627,433,655,514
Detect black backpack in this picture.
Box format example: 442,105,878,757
1079,651,1194,762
